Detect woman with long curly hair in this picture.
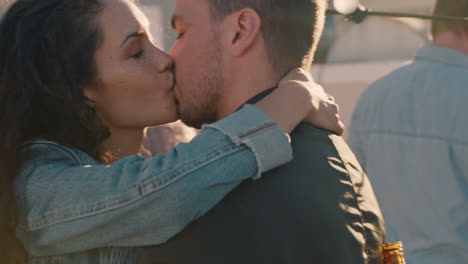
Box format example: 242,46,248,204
0,0,342,263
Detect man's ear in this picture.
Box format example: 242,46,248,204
224,8,261,57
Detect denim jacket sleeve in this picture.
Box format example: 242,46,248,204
15,104,293,257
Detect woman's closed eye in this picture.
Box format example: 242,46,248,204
176,32,184,40
131,50,144,59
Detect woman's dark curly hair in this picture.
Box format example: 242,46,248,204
0,0,110,262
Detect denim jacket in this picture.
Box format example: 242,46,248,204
14,105,293,264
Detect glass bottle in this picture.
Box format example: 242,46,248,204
382,241,406,264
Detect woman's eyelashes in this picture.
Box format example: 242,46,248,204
131,50,144,59
176,32,184,40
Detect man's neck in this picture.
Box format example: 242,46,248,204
216,62,284,119
433,31,468,55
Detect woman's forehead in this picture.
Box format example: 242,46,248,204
98,0,150,42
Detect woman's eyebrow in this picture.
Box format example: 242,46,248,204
120,31,144,47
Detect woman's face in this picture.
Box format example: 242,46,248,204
84,0,177,131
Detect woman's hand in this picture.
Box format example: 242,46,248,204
279,68,344,135
254,67,344,135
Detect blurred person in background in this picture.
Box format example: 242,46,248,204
349,0,468,263
138,0,385,263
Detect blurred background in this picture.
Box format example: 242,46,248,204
0,0,438,135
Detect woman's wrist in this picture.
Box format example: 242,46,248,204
254,67,344,136
254,85,310,134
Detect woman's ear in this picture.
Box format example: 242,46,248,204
224,8,262,57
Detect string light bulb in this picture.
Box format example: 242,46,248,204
333,0,359,15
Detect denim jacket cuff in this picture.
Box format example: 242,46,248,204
202,104,292,180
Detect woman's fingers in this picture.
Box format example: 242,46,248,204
277,67,345,135
306,97,345,135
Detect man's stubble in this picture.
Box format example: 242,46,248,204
177,30,224,129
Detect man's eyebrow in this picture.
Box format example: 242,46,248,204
120,32,144,47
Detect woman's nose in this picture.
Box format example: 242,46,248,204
156,50,174,73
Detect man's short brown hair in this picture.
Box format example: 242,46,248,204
431,0,468,37
207,0,327,74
